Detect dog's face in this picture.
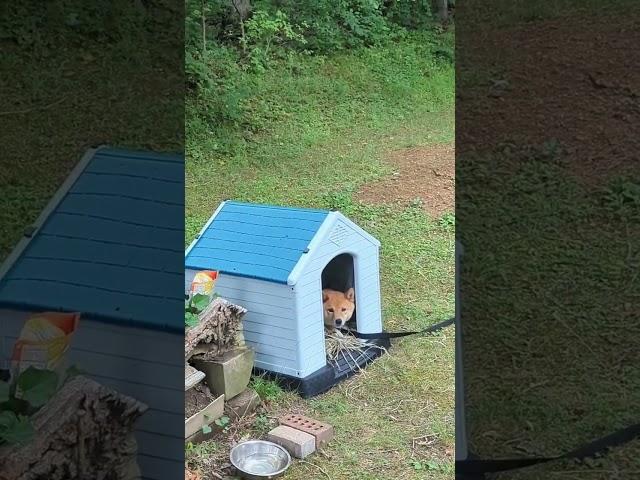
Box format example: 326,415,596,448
322,288,355,329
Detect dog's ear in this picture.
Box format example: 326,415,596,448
345,288,355,302
322,290,329,302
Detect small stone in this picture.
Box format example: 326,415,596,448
266,425,315,459
225,388,261,418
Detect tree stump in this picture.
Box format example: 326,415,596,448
0,376,147,480
185,298,247,361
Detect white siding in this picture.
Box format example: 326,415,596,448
0,309,183,480
293,277,327,377
212,274,302,377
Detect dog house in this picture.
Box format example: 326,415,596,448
0,146,184,480
185,201,389,397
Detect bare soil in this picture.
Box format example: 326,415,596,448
458,13,640,185
185,383,216,419
356,143,455,216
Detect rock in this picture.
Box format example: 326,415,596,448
225,388,261,418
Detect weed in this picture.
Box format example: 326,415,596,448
253,414,272,434
603,178,640,220
438,212,455,230
412,459,454,473
185,440,220,458
250,376,284,402
214,415,230,433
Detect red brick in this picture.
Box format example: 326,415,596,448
267,425,315,458
279,414,334,446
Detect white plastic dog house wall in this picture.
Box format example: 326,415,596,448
0,147,184,480
184,201,388,397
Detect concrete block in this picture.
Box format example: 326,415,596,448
193,347,254,400
266,425,315,459
279,413,334,447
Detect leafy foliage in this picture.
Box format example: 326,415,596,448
185,293,214,327
603,178,640,220
244,9,306,71
0,411,34,446
16,368,59,408
0,1,149,51
249,375,283,402
214,415,230,432
0,366,81,446
185,0,446,153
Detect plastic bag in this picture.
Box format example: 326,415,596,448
189,270,218,299
10,312,80,378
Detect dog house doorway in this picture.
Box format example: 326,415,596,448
321,253,357,329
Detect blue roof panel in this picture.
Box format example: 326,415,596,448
0,147,184,332
185,201,330,284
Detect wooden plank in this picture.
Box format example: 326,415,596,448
184,394,224,439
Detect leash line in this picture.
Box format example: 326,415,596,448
345,316,455,339
456,422,640,474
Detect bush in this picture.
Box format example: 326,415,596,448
244,9,307,71
184,0,446,161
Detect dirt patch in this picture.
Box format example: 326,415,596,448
458,13,640,185
356,144,454,217
185,383,216,419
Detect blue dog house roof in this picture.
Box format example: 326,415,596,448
0,146,184,333
185,201,379,285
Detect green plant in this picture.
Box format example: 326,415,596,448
185,293,212,328
214,415,231,432
0,411,33,446
0,365,80,446
249,375,283,402
438,212,455,229
244,10,306,71
411,459,453,472
253,413,271,434
383,0,433,30
603,178,640,219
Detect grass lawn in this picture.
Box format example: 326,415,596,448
459,1,640,478
0,4,183,262
186,31,456,479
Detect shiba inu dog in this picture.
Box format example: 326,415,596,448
322,288,355,330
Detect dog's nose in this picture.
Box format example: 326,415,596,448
335,319,344,327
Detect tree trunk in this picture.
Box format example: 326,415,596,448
438,0,448,23
231,0,251,54
201,0,207,52
185,297,248,361
0,376,147,480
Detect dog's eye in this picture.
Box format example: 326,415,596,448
341,308,347,312
328,308,334,313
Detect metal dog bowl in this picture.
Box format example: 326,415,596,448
230,440,292,479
